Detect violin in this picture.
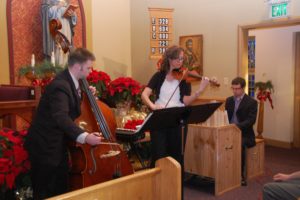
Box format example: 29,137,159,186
49,19,71,53
172,67,220,87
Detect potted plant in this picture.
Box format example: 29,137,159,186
0,128,31,200
86,68,111,101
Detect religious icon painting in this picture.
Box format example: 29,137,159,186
179,34,203,75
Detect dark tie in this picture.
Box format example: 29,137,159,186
231,98,240,124
77,87,81,97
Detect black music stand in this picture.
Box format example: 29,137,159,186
117,102,222,165
136,102,222,200
138,102,222,133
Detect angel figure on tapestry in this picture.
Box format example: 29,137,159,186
41,0,77,66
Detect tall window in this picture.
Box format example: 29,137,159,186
248,36,256,97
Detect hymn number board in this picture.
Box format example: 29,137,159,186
149,8,174,59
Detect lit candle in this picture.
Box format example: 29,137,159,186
31,54,35,67
30,54,35,75
51,51,55,66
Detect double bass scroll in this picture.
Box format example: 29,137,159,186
68,78,133,191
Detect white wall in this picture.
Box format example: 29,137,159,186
91,0,131,79
130,0,300,98
249,25,300,142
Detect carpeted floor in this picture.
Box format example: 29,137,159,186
184,146,300,200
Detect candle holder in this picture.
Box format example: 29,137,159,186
24,70,37,81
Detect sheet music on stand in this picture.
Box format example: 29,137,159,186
116,102,223,135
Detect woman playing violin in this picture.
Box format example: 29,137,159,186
141,45,210,167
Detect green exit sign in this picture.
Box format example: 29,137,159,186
271,3,288,18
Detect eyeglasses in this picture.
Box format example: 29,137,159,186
231,87,242,90
173,57,184,62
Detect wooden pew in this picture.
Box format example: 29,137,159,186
0,85,40,125
0,85,40,129
48,157,181,200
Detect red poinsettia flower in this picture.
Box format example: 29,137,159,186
0,128,30,190
108,77,142,106
0,158,11,173
5,172,15,189
0,174,5,186
87,68,111,99
124,119,144,130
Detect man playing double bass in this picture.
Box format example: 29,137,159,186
25,48,103,200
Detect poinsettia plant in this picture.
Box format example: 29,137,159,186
86,68,111,100
0,128,30,191
108,77,142,106
255,80,274,109
124,119,144,130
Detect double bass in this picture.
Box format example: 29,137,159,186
68,78,133,190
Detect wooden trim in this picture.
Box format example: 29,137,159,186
294,32,300,147
6,0,14,84
239,17,300,30
237,26,249,77
78,0,86,48
238,18,300,78
264,138,292,149
148,8,174,12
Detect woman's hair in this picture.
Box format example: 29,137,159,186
160,45,184,72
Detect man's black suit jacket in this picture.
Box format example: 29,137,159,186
25,69,84,166
225,94,258,148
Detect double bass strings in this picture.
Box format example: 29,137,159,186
81,78,112,140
